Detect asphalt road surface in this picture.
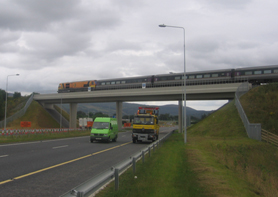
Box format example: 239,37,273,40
0,127,175,196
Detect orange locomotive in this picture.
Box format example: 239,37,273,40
58,80,97,93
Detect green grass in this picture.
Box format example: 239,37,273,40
97,131,206,197
187,100,278,196
5,100,61,129
240,83,278,135
97,97,278,197
0,130,91,143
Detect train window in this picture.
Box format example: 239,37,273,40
101,82,105,85
204,74,210,78
254,71,262,75
121,81,126,84
181,76,188,79
175,76,180,80
196,75,203,78
189,75,195,79
106,82,110,85
212,74,218,77
263,70,271,74
111,81,115,85
245,71,252,75
220,73,225,76
273,69,278,73
116,81,120,84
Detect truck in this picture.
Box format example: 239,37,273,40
79,118,93,129
132,107,159,143
90,117,118,143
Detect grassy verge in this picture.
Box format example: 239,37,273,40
97,131,206,197
0,130,91,143
97,100,278,197
187,101,278,197
240,83,278,135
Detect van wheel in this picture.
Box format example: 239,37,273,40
90,139,93,143
112,135,118,142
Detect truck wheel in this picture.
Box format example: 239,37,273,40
133,139,136,143
90,139,93,143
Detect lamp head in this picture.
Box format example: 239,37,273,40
159,24,166,27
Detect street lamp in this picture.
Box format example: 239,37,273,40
4,74,20,131
159,24,187,143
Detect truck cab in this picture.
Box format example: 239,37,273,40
132,107,159,143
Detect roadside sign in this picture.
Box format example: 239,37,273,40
20,121,31,127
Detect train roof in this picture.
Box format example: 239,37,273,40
59,64,278,84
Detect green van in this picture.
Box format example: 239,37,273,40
90,117,118,143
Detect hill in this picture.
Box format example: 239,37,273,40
59,102,213,119
5,101,60,129
240,84,278,135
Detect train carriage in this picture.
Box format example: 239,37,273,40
58,65,278,93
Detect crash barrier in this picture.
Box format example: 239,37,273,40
61,129,175,197
1,128,82,136
235,82,261,141
0,93,34,128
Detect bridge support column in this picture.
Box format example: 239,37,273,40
69,103,77,128
116,101,122,131
178,100,182,133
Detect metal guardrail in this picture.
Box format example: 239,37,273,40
235,83,261,141
60,129,175,197
0,93,34,128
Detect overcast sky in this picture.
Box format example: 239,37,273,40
1,0,277,110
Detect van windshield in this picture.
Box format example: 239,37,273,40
133,116,154,125
93,122,109,129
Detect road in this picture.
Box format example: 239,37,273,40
0,127,175,196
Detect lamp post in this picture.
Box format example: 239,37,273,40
159,24,187,143
4,74,20,131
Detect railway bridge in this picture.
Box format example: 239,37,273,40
33,82,249,132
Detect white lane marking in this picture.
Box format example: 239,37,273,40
0,136,88,147
0,155,8,158
52,145,68,149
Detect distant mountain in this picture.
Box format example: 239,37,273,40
59,102,214,119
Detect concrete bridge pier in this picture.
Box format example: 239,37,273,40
70,103,77,128
116,101,123,131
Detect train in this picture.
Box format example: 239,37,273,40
58,65,278,93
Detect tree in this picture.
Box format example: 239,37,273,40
77,111,87,118
13,92,21,99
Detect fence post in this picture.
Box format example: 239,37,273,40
148,147,151,157
142,151,145,163
133,157,136,173
115,168,119,191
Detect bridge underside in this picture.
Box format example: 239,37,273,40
34,83,246,131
